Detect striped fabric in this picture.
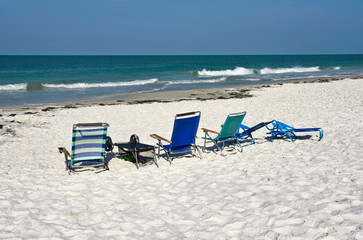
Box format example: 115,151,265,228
71,127,107,163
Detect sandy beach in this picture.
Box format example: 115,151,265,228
0,78,362,239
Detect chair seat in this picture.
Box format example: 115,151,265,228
292,128,322,132
161,144,193,153
72,157,104,163
235,132,249,138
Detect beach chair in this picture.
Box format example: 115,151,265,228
58,123,110,173
150,111,202,163
267,120,323,142
237,121,274,144
201,112,246,155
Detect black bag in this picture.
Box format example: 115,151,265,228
129,134,140,144
105,136,114,152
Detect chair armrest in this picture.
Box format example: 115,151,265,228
58,147,72,158
150,134,172,143
201,128,220,135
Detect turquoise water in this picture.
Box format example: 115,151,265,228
1,55,363,107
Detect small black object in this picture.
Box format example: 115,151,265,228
129,134,140,144
105,136,114,152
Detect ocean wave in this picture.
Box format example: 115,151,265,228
166,77,227,85
198,66,321,77
198,67,254,77
242,78,261,81
260,66,320,74
0,83,27,91
0,79,159,91
333,66,341,70
43,78,159,89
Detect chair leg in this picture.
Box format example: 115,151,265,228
270,131,276,142
153,155,159,168
152,147,159,168
104,161,109,170
250,134,255,144
132,151,139,169
194,145,202,159
289,132,296,142
165,151,172,164
318,129,323,141
234,138,243,152
157,140,161,159
217,141,226,156
203,132,207,152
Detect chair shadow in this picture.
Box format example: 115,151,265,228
264,135,313,142
110,150,157,168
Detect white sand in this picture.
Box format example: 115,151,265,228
0,78,362,239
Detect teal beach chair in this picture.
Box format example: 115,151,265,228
58,123,110,173
237,121,274,144
150,111,202,163
267,120,323,142
202,112,246,155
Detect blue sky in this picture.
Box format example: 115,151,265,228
0,0,362,55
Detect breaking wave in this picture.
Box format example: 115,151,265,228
0,83,27,91
0,79,159,91
198,67,254,77
198,66,321,77
260,66,320,74
43,78,159,89
166,77,227,85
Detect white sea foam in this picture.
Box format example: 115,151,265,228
43,78,159,89
198,67,254,77
198,66,321,77
333,66,341,70
0,83,27,91
243,78,261,81
166,77,227,85
260,66,320,74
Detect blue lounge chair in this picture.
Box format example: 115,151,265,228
267,120,323,142
201,112,246,155
237,121,274,144
150,111,202,163
58,123,110,173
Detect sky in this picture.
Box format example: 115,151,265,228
0,0,362,55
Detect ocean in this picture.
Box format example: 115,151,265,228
1,55,363,107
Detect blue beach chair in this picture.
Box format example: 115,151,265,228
201,112,246,155
237,121,274,144
58,123,110,173
150,111,202,163
267,120,323,142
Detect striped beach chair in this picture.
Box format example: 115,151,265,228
58,123,110,173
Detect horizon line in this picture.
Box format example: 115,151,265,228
1,53,363,56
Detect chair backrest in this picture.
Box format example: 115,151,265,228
243,120,274,134
170,111,201,150
71,123,109,162
219,112,246,139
